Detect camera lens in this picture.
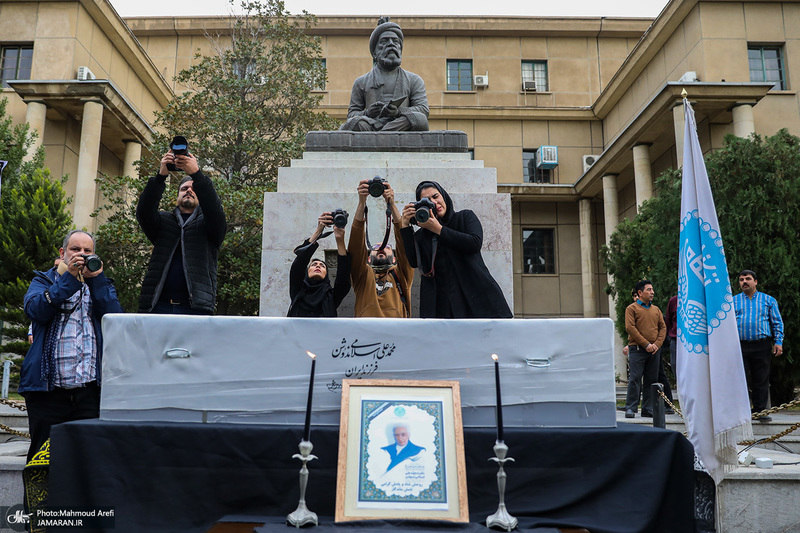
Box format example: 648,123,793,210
368,178,386,198
83,254,102,272
333,210,348,228
415,207,430,224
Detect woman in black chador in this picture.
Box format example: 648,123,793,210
287,212,351,317
400,181,512,318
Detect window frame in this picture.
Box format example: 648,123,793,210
748,45,785,90
309,58,327,91
1,44,33,88
446,59,473,92
522,227,557,275
522,149,551,184
521,60,548,92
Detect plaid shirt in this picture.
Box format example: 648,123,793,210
53,279,98,388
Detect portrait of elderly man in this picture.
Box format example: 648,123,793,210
340,18,429,132
381,423,426,473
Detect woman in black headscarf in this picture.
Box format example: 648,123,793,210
288,212,351,317
400,181,512,318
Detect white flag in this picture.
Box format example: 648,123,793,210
677,98,753,484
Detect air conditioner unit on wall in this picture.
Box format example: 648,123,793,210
536,146,558,169
522,81,536,92
582,154,600,173
77,66,96,81
473,74,488,88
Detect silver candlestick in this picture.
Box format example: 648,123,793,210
486,440,518,531
286,440,318,528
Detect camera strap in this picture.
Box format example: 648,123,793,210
414,235,437,277
363,200,392,252
388,269,410,318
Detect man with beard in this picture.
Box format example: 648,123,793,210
348,179,413,317
340,18,429,132
137,150,226,314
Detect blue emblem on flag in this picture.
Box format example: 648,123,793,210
678,210,734,355
393,406,406,417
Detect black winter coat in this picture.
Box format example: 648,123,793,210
401,182,512,319
287,239,351,317
136,170,226,313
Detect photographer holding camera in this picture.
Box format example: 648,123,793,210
288,211,352,317
21,230,124,462
347,178,413,317
400,181,511,318
136,139,226,315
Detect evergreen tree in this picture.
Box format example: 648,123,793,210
0,97,72,389
603,129,800,403
0,168,72,384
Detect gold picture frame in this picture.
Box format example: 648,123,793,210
335,379,468,522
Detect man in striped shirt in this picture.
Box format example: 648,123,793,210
733,270,784,422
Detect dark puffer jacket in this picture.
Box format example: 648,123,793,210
136,170,226,313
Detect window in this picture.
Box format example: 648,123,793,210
447,60,472,91
1,45,33,87
523,150,551,184
307,58,326,91
748,46,785,90
521,61,548,91
522,229,555,274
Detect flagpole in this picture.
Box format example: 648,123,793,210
676,93,753,485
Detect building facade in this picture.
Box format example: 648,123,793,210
3,0,800,328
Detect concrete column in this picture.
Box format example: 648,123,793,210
74,100,104,230
732,104,755,139
23,101,47,162
579,198,597,318
632,143,653,210
123,141,141,179
602,174,626,382
673,103,685,169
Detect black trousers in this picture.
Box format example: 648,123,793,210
740,338,773,412
625,345,660,412
22,382,101,463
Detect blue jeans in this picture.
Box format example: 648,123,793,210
625,345,660,413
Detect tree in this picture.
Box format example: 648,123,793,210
0,104,72,387
603,129,800,403
95,0,338,315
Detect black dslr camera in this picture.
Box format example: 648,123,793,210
410,197,436,225
167,136,188,172
81,254,102,272
331,208,349,228
368,176,387,198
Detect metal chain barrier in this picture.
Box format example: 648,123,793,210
656,388,683,420
751,397,800,419
0,397,27,411
0,423,29,439
0,397,30,438
653,388,800,446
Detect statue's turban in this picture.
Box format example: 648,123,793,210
369,22,404,58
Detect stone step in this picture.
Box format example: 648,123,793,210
0,455,25,509
0,413,28,428
618,410,800,453
0,430,29,444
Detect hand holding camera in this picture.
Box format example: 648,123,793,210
409,197,435,225
159,136,199,175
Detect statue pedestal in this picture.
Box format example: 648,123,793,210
259,131,512,318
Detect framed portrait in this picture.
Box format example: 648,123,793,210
335,379,468,522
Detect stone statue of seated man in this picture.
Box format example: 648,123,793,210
340,19,429,132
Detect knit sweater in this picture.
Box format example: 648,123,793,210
625,302,666,349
